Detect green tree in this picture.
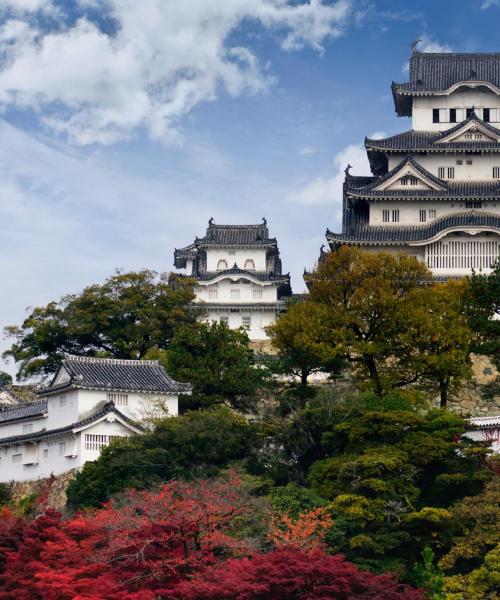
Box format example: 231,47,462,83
266,299,340,386
306,404,491,575
0,371,12,388
66,406,260,509
467,259,500,369
166,321,264,411
397,280,474,407
440,477,500,588
305,247,431,395
3,270,197,380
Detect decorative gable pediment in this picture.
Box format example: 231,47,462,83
437,121,500,144
372,162,445,192
51,366,71,387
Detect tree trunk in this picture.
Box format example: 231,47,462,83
439,379,448,408
365,356,383,396
300,368,309,387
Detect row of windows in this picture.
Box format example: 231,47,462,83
208,289,263,300
384,205,483,224
382,209,400,223
5,443,66,465
432,107,493,123
419,209,437,222
107,392,128,406
438,167,455,179
216,259,256,271
84,434,123,451
220,316,251,328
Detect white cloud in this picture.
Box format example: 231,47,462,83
299,145,318,156
289,140,371,210
0,0,353,145
481,0,500,8
418,34,453,53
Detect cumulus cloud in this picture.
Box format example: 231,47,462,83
289,137,377,209
0,0,353,145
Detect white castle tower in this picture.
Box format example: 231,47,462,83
327,47,500,276
174,218,291,350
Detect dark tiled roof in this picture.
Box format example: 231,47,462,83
197,222,276,247
39,356,191,396
0,402,141,446
327,210,500,244
0,400,48,424
174,244,197,268
196,266,290,283
392,51,500,115
346,155,500,199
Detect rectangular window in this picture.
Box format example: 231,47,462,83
43,449,49,459
483,108,490,122
400,177,408,186
493,167,500,178
208,289,218,299
12,454,22,464
438,167,445,178
392,209,399,223
59,395,66,408
449,108,456,123
59,442,66,456
242,316,251,328
228,250,236,256
253,289,263,300
22,424,33,434
429,209,436,219
432,108,440,123
466,107,474,119
419,210,426,223
456,159,463,165
447,167,455,179
466,201,482,209
220,316,229,325
107,393,128,406
466,159,473,165
382,209,390,222
230,289,240,300
84,434,122,452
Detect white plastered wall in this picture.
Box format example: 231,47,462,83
370,200,500,225
206,248,267,271
412,88,500,131
388,153,500,181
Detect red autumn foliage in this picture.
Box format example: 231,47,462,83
171,547,426,600
0,473,424,599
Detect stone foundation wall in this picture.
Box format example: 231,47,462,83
8,469,76,513
447,355,499,417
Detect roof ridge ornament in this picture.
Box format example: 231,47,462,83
411,37,421,53
344,163,353,177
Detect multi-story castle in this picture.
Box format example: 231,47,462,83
1,49,499,484
328,49,500,276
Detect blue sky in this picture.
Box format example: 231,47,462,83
1,0,500,377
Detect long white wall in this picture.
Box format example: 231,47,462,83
205,308,277,340
388,153,500,181
195,279,278,303
413,88,500,131
206,248,267,271
370,200,500,225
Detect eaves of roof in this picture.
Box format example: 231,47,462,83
0,402,142,446
326,210,500,244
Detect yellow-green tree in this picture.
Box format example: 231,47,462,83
306,246,430,395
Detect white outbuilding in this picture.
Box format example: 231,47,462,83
0,355,190,483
